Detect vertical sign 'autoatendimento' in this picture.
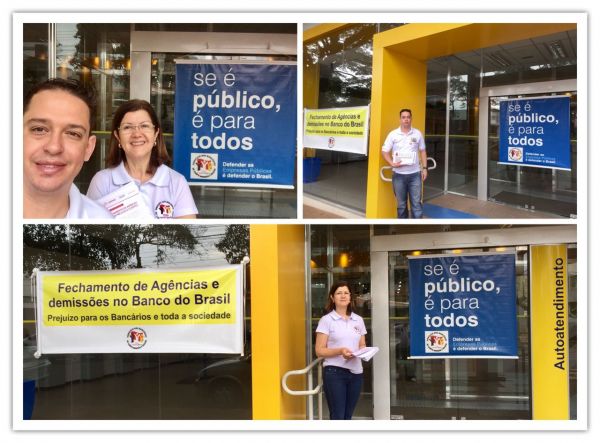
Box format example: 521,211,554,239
173,61,297,188
499,96,571,170
408,253,518,359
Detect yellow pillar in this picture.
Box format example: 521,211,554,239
366,47,427,218
303,55,320,157
530,244,570,419
250,225,306,419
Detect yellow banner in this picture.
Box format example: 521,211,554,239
41,268,238,326
304,108,367,138
530,244,570,419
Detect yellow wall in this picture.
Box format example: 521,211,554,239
250,225,306,419
366,50,427,218
303,57,320,156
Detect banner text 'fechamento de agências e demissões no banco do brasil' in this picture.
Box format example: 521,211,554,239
33,265,244,355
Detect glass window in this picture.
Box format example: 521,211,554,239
424,58,448,200
426,52,484,199
134,23,296,33
487,92,577,217
304,24,403,213
389,246,531,420
481,30,576,88
150,52,297,219
23,23,49,96
425,30,576,217
23,224,252,420
23,23,132,194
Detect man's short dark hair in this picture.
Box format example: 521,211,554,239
24,78,97,131
399,108,412,117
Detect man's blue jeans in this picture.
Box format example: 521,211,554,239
392,171,423,218
322,365,363,420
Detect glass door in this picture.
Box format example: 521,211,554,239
387,247,531,420
478,79,577,218
487,92,577,217
128,27,297,218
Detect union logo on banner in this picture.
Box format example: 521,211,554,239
191,153,218,179
425,331,448,353
127,327,147,349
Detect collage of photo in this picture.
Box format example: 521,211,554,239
15,14,585,431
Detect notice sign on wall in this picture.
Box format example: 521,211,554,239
408,253,518,359
499,96,571,170
303,106,370,155
173,61,297,188
34,266,244,355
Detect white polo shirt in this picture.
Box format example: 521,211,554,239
316,311,367,374
87,162,198,219
381,126,426,175
66,184,114,219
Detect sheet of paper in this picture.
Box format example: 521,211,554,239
96,181,154,219
393,150,416,165
352,346,379,362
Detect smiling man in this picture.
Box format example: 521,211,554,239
23,79,112,219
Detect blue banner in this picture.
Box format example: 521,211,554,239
499,96,571,170
173,62,297,188
408,253,518,358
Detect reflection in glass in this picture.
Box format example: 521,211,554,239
488,93,577,217
149,52,297,219
424,30,576,217
304,24,403,212
388,247,533,420
23,224,252,420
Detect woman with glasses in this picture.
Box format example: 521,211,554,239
87,99,198,219
315,281,367,420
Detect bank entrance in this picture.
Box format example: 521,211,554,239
418,30,577,218
369,226,577,419
307,225,577,420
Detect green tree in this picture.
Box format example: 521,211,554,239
215,225,249,264
23,224,203,275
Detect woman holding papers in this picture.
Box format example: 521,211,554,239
315,281,367,420
87,100,198,219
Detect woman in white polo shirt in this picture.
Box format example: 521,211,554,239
87,100,198,219
315,281,367,420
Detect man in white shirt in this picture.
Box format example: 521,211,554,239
23,79,112,219
381,109,428,218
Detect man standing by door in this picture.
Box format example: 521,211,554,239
381,109,428,218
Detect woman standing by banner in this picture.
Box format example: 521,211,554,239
87,100,198,219
315,281,367,420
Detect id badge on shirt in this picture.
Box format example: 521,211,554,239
96,181,154,219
